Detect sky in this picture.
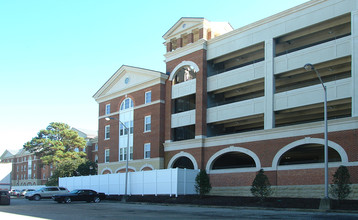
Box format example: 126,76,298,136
0,0,309,153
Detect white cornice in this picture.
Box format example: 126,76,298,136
98,100,165,119
164,39,207,63
95,77,167,104
207,0,326,46
164,117,358,152
93,65,167,102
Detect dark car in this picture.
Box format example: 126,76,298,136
52,189,106,204
0,190,10,205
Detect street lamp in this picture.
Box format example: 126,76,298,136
105,116,130,202
304,63,329,206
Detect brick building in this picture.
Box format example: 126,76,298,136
0,128,97,187
94,0,358,198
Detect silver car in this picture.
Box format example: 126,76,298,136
26,187,69,201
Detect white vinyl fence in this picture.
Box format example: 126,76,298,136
59,168,199,197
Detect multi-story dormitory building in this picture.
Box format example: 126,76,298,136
0,128,98,187
93,0,358,198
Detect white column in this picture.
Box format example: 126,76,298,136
352,10,358,117
264,39,275,129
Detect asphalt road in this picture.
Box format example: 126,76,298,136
1,197,358,220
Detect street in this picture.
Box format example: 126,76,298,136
1,197,358,220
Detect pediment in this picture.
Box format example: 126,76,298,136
163,17,205,40
93,65,166,102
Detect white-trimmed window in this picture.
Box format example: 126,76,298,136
105,149,110,163
106,104,111,115
144,143,151,159
120,98,133,110
105,125,110,139
145,91,152,104
120,121,133,136
95,143,98,151
95,155,98,163
144,115,151,132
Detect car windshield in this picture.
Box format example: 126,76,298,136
70,190,80,194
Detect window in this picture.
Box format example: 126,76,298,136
33,164,36,170
120,98,133,110
105,149,110,163
145,91,152,104
120,121,133,136
95,144,98,151
119,146,133,161
95,155,98,163
106,104,111,115
105,125,110,139
144,115,151,132
144,143,151,159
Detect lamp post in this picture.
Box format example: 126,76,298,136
304,63,329,205
105,116,130,202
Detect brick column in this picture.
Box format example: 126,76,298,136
199,28,204,39
165,80,172,142
188,33,194,43
195,49,207,138
166,42,172,52
177,38,183,48
352,10,358,116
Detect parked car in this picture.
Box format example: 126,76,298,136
20,189,35,197
52,189,106,204
0,190,10,205
26,186,69,201
9,189,20,196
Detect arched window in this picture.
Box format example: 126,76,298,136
172,157,194,169
172,65,197,85
119,98,134,162
279,143,341,165
212,152,256,170
120,98,133,110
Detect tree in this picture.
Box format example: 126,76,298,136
76,160,98,176
195,170,212,197
46,158,85,186
23,122,87,165
330,165,351,200
251,169,272,201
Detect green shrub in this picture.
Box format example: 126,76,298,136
330,165,351,200
195,170,212,197
250,169,272,201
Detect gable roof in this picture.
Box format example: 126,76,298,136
93,65,167,103
163,17,205,40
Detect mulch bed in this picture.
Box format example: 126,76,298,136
108,195,358,211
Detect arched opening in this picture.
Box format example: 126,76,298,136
172,65,197,85
212,152,256,170
116,168,135,173
102,170,112,175
279,143,341,165
141,167,153,171
172,156,194,169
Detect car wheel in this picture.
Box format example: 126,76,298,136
33,195,41,201
93,197,101,203
64,197,71,204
